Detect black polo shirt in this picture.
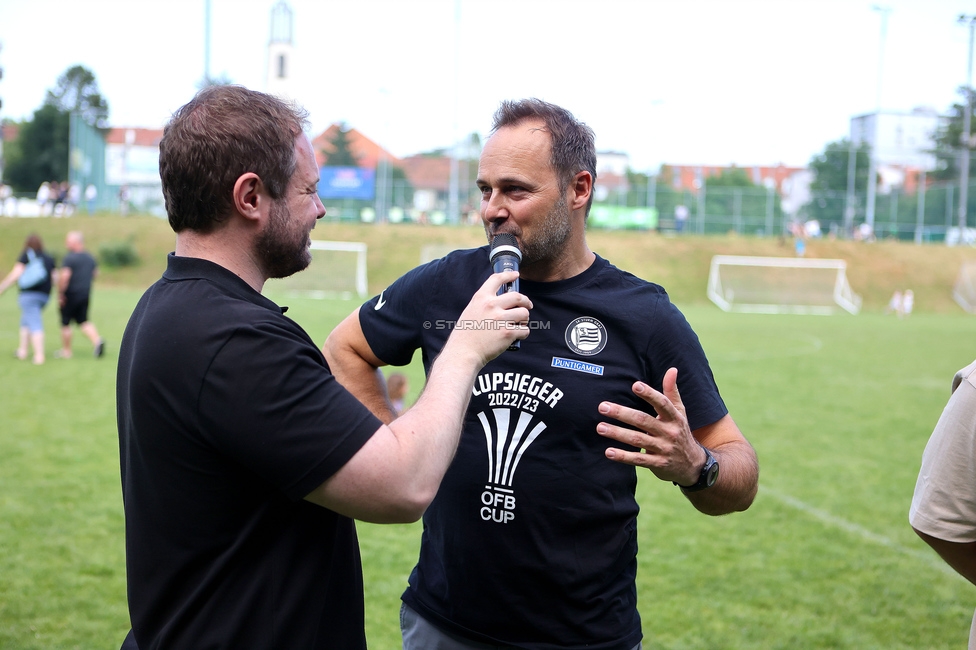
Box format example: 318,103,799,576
118,254,381,649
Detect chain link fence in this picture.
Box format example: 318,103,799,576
5,146,975,243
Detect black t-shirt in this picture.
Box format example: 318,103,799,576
61,250,97,296
359,248,728,650
117,254,382,649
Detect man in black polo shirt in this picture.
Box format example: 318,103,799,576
116,85,531,650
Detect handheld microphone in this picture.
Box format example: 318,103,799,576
489,233,522,351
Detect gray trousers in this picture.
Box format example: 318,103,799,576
400,603,642,650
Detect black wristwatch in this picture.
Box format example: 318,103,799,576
674,445,719,493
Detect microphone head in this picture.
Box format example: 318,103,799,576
490,233,522,262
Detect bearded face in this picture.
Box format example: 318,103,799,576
256,198,312,280
518,191,572,267
485,191,572,268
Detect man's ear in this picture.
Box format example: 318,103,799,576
233,173,266,223
569,170,592,212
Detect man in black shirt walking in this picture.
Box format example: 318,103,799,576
56,230,105,359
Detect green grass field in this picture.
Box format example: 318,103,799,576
1,217,975,648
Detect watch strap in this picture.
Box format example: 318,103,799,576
674,444,719,493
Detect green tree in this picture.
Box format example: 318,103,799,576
931,87,975,182
804,138,871,226
4,65,109,192
702,167,783,234
3,105,69,192
321,123,361,167
652,165,693,207
705,167,754,187
45,65,109,129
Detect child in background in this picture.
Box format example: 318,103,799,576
886,290,903,316
902,289,914,317
387,372,409,415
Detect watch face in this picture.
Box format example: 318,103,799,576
705,460,719,487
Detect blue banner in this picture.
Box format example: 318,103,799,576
319,166,375,200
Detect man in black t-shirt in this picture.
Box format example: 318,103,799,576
324,99,760,650
56,231,105,359
116,85,531,650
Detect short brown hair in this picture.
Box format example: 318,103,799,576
159,85,309,233
24,233,44,254
490,98,597,213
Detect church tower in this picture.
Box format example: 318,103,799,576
266,1,294,99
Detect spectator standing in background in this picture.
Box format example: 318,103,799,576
53,182,69,217
56,231,106,359
0,184,12,216
0,233,57,364
886,290,903,316
118,185,130,216
85,184,98,214
36,182,51,216
67,183,81,216
674,203,688,233
902,289,914,317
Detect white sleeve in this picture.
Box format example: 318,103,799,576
910,362,976,542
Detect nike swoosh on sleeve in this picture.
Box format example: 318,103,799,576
374,291,387,310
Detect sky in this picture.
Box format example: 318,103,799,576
0,0,974,173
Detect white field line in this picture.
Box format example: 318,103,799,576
761,485,962,579
720,328,957,579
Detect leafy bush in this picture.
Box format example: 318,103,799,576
99,240,140,267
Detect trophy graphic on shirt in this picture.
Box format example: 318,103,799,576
475,408,546,524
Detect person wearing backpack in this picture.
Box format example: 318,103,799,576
0,233,57,364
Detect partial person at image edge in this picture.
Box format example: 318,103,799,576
910,359,976,650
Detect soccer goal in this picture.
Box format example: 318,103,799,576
707,255,862,315
953,261,976,314
266,240,368,299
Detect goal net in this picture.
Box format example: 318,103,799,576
707,255,862,315
265,240,368,299
953,261,976,314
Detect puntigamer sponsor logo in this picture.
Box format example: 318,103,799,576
551,356,604,375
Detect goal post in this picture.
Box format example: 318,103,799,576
265,240,368,299
707,255,862,315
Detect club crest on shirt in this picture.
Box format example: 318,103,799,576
564,317,607,356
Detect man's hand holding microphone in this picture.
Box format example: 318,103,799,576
439,234,530,370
